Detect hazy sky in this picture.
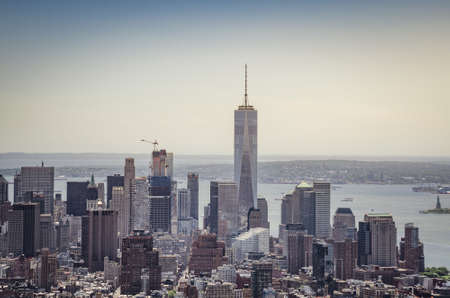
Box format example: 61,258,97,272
1,1,449,156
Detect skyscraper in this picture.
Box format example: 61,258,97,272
152,149,168,177
296,182,316,236
364,213,397,267
333,207,356,241
357,221,370,266
400,223,424,273
234,65,257,229
0,175,8,204
40,213,55,251
67,181,89,216
208,181,219,234
123,158,135,236
313,182,331,239
82,208,118,272
149,196,171,233
14,165,54,215
120,232,161,295
132,177,150,231
187,172,199,221
287,224,313,274
107,174,124,207
8,202,40,257
312,239,334,282
149,176,172,233
257,197,270,229
207,181,238,241
217,182,238,242
334,238,358,280
177,188,191,220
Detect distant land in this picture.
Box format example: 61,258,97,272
1,153,450,185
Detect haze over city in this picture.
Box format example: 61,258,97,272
1,1,450,156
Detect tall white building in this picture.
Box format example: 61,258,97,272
132,177,150,231
231,227,269,263
111,186,127,238
177,188,191,219
234,65,257,229
313,182,331,239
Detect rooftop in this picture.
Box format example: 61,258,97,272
336,207,353,214
296,181,312,189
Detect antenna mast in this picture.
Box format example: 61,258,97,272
244,64,248,106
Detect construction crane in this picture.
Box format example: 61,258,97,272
137,139,159,151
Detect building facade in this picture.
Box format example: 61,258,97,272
132,177,150,231
82,208,118,272
365,213,397,267
106,174,124,207
14,166,54,215
187,172,199,221
67,181,89,216
0,175,8,204
234,65,257,230
313,182,331,239
8,202,40,257
189,233,226,276
400,223,424,273
251,262,272,298
334,238,358,280
120,233,161,295
333,207,356,241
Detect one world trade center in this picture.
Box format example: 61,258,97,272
234,64,257,228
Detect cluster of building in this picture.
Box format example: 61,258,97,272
0,66,448,297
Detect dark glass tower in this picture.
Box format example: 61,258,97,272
67,181,89,216
187,172,199,220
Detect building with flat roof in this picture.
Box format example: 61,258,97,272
8,202,40,257
364,213,397,267
82,208,118,272
189,233,226,276
187,172,199,221
14,166,54,215
0,175,8,204
120,232,161,295
232,227,269,263
106,174,124,207
313,182,331,239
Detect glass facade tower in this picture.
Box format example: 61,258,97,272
234,65,257,228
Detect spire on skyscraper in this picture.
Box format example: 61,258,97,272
239,64,253,110
89,173,95,187
244,64,248,107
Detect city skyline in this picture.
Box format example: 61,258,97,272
0,2,449,296
1,1,450,156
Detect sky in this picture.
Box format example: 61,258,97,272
1,1,450,156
